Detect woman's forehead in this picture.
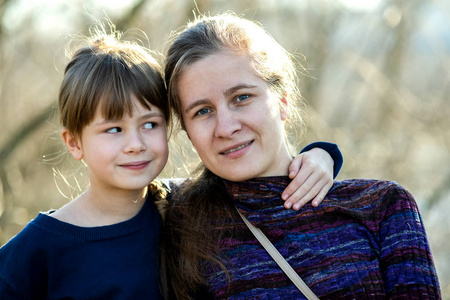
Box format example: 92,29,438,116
178,52,263,98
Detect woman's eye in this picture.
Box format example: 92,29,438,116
236,94,249,102
144,122,157,129
196,108,211,116
106,127,121,133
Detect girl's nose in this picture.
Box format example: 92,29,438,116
124,131,146,153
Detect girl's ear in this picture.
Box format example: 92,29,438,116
279,93,288,121
61,129,83,161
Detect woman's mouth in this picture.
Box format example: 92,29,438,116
221,141,253,155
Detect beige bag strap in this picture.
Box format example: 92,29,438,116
236,208,320,300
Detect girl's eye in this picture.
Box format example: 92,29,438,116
195,108,212,116
236,94,249,102
106,127,121,133
144,122,157,129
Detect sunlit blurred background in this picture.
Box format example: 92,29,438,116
0,0,449,296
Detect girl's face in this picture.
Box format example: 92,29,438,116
64,95,168,196
177,50,293,181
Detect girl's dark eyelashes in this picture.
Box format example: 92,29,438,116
104,121,158,132
106,127,121,133
144,122,158,129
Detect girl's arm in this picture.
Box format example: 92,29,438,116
282,142,343,210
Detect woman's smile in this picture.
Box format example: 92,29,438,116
220,140,253,155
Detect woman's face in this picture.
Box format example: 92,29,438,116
177,50,293,181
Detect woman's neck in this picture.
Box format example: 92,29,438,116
223,176,291,226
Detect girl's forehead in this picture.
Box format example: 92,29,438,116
95,94,156,119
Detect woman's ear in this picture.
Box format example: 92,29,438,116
61,129,83,161
279,94,288,121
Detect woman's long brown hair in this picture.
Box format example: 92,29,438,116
160,167,235,299
159,13,303,299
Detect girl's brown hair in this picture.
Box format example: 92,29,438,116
160,13,303,299
59,24,169,138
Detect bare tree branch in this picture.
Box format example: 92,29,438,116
0,106,56,163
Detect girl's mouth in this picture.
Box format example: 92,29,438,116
120,161,150,169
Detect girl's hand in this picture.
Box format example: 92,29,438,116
282,148,334,210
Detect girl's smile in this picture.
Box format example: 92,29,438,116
119,160,152,170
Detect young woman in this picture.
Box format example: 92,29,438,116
161,13,441,299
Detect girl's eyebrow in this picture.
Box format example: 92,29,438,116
184,84,258,114
140,111,164,120
92,119,120,126
92,111,164,126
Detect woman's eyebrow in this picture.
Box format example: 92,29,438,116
224,84,257,97
184,99,209,114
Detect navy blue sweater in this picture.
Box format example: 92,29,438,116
0,197,162,299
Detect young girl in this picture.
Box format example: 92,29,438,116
161,13,441,299
0,27,169,299
0,24,342,299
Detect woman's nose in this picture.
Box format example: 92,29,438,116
214,107,241,138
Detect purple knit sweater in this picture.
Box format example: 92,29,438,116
201,177,440,299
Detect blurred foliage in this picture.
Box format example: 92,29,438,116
0,0,449,296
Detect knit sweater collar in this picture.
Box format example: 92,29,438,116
35,195,158,241
223,176,291,225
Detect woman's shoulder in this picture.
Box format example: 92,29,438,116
330,179,407,196
325,179,420,219
326,179,414,209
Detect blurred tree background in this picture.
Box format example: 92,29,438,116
0,0,449,296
